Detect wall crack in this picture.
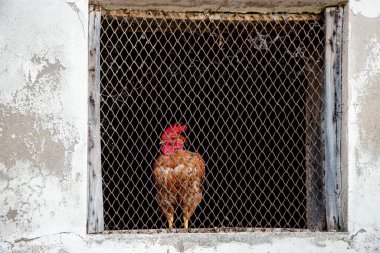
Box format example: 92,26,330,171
67,0,85,37
12,231,85,244
342,229,367,248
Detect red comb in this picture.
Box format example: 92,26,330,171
162,124,187,139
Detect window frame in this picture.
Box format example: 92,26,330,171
87,5,344,234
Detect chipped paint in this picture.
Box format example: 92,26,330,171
1,0,380,252
351,0,380,18
0,0,88,248
0,106,66,171
67,0,86,36
5,209,18,221
345,5,380,246
350,37,380,173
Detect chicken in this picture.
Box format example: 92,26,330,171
153,124,205,229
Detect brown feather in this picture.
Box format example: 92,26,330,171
153,150,205,225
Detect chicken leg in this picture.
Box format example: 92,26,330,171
183,216,189,229
168,214,174,229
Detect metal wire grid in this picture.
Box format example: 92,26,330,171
99,11,326,232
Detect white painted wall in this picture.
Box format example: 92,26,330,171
0,0,379,252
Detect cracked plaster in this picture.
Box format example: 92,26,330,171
0,0,380,252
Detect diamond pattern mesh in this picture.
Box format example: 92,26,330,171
99,11,326,232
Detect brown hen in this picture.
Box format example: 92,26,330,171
153,124,205,229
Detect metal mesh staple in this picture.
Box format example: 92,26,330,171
99,11,326,232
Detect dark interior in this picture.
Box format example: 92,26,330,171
99,14,325,230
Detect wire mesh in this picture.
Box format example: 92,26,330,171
99,10,326,232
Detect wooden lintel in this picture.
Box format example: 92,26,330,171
100,8,320,21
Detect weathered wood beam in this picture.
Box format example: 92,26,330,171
101,9,320,21
88,5,104,234
323,6,344,231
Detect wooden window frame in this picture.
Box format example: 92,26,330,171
87,5,344,233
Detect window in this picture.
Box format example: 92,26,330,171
88,6,344,233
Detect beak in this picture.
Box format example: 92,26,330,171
159,140,165,145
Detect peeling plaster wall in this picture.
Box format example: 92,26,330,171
89,0,348,13
0,0,380,252
346,1,380,249
0,0,88,247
